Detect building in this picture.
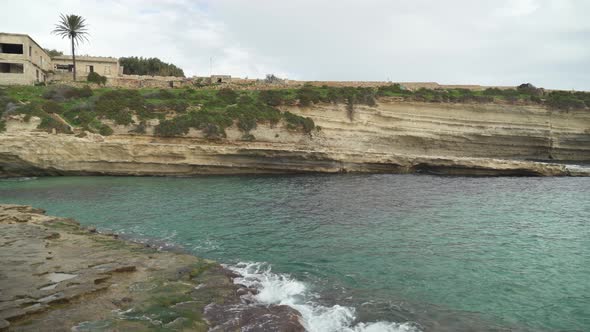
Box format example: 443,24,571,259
0,32,123,85
0,33,52,85
210,75,231,84
51,55,121,80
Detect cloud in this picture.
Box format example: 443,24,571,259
2,0,589,90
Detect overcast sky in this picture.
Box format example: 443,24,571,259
4,0,589,90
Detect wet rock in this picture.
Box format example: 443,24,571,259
0,205,284,331
0,319,9,331
205,303,304,332
87,227,97,233
236,287,259,297
164,317,190,329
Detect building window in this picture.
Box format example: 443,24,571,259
86,65,94,73
29,46,32,57
0,62,24,73
0,43,24,54
36,69,39,81
55,64,74,72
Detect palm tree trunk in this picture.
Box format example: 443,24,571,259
71,38,76,81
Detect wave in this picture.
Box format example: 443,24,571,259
0,177,38,182
226,262,420,332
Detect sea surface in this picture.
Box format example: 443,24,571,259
1,175,588,332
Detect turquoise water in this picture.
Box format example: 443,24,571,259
1,175,589,331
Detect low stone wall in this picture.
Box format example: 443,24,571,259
43,72,520,92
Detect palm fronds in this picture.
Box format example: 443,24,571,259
52,14,89,46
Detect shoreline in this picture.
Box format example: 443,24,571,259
0,204,304,331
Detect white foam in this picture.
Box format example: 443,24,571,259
227,262,420,332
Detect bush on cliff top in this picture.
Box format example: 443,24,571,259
38,116,72,134
87,72,107,86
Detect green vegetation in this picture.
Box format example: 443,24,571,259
87,71,107,85
119,57,185,77
2,82,588,139
44,49,64,57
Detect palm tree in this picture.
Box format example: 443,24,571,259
52,14,89,81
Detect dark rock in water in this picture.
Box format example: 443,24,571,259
205,303,305,332
236,287,259,296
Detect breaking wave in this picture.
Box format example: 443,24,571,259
227,262,420,332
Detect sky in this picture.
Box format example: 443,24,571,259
3,0,589,90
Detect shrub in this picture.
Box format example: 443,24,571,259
42,85,77,101
87,72,107,85
155,115,191,137
14,102,45,122
203,123,225,139
297,86,321,107
217,88,238,105
241,133,255,141
169,100,189,113
79,85,94,98
38,116,72,134
143,89,174,99
377,84,411,97
238,115,257,132
483,88,503,96
42,100,64,114
356,87,377,106
94,90,145,125
284,111,315,133
546,93,586,110
238,94,255,105
259,90,285,106
99,124,114,136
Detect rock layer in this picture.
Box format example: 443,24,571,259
1,101,589,177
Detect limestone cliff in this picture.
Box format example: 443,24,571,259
1,100,589,177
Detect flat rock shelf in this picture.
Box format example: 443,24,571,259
0,204,304,331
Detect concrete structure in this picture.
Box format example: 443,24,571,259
51,55,120,80
210,75,231,84
0,33,52,85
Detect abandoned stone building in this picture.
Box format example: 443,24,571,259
210,75,231,84
51,55,121,81
0,32,238,88
0,33,52,85
0,32,123,86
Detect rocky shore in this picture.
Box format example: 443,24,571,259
0,204,304,331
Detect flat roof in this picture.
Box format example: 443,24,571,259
0,32,50,58
52,55,118,63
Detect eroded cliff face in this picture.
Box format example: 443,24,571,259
1,101,589,177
